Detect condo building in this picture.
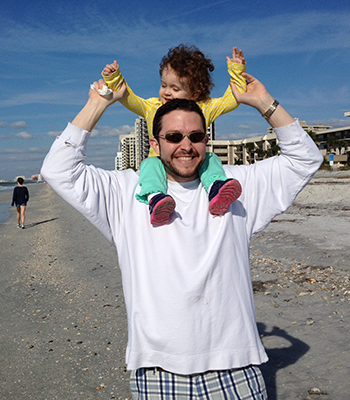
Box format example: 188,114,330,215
116,116,350,170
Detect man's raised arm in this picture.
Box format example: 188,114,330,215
230,72,294,129
40,80,127,245
72,80,126,132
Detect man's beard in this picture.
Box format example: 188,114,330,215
160,155,204,180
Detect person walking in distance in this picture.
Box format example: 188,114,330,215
11,177,29,229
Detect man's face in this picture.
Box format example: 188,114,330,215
150,110,208,182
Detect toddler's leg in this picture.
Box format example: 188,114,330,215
136,157,176,226
199,153,242,215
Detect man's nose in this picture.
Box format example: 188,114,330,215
180,136,193,150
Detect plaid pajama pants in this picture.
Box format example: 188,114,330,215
130,365,267,399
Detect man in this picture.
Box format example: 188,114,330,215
11,177,29,229
41,72,323,399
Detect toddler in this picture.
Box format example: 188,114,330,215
103,44,246,226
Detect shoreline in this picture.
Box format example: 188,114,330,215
0,173,349,399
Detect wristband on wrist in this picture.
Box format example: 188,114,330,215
262,100,279,120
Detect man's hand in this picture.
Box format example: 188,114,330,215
230,72,294,128
71,80,126,132
226,47,246,65
230,72,273,112
103,60,119,77
89,79,126,104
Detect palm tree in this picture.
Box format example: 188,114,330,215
326,136,337,153
307,130,317,143
245,142,256,163
327,136,347,154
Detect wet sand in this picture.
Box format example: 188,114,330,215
0,171,349,399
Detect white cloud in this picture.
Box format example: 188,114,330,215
0,146,49,155
153,0,232,23
91,125,133,138
28,147,45,153
47,130,63,137
0,90,82,108
299,86,349,106
0,10,349,58
9,121,29,129
0,148,27,154
15,131,35,139
219,132,265,140
308,118,350,129
0,121,8,128
238,124,253,131
88,141,116,148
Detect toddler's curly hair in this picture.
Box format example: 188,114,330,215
159,44,215,102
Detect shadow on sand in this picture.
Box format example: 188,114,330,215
24,218,58,228
257,323,310,400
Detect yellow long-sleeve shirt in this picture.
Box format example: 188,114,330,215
103,60,246,157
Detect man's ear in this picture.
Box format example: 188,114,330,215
205,135,209,144
149,137,160,155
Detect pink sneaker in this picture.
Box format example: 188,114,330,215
149,194,176,226
209,179,242,215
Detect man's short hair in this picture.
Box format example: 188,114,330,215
17,177,24,185
152,99,206,141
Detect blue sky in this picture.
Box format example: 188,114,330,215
0,0,349,181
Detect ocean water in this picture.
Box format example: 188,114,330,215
0,185,13,226
0,203,11,226
0,182,17,191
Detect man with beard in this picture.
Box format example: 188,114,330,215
41,72,323,399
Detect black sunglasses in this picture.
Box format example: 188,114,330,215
158,132,206,143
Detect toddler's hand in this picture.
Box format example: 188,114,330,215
227,47,245,65
103,60,119,76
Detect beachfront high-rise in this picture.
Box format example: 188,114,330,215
115,152,123,171
119,132,136,170
116,117,151,170
134,117,150,170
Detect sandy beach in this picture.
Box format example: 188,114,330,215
250,170,350,399
0,171,349,399
0,184,129,399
